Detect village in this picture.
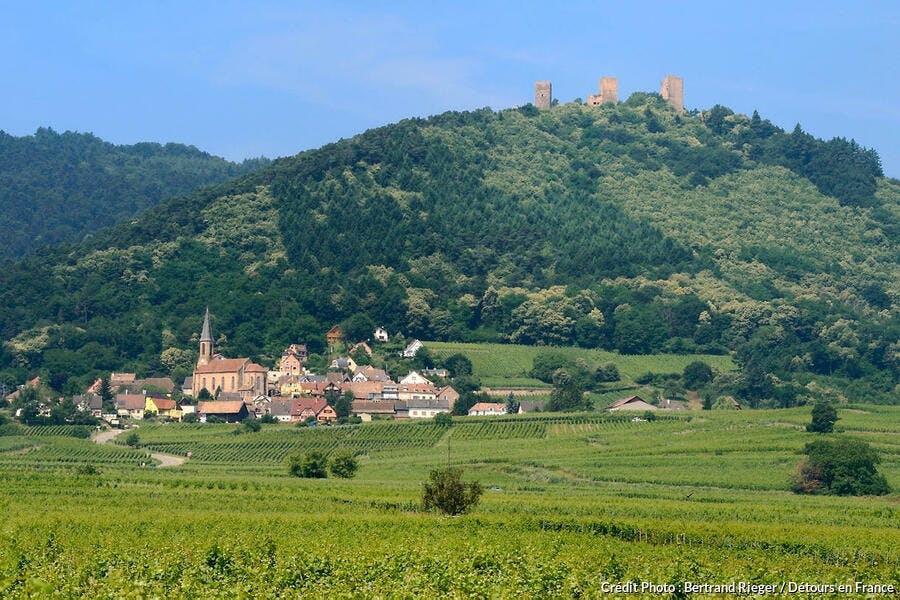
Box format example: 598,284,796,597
6,308,679,428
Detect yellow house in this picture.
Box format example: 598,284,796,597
145,397,182,421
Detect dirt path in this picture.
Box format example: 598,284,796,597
92,427,186,467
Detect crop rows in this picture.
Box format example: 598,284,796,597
0,437,148,466
452,421,547,440
20,425,93,438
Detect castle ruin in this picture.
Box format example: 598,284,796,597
587,77,618,106
534,81,552,108
660,75,684,112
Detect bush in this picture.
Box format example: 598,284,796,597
329,451,359,478
288,451,328,478
259,413,278,424
433,412,452,426
806,401,838,433
124,431,140,447
421,467,483,516
682,361,713,388
242,418,262,433
594,363,621,383
791,438,889,496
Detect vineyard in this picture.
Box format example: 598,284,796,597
427,341,736,388
0,406,897,597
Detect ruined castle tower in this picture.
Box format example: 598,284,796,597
587,77,618,106
535,81,552,108
660,75,684,112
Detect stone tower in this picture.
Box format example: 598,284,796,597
660,75,684,112
198,307,213,367
535,81,552,108
587,77,618,106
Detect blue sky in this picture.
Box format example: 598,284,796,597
2,1,898,176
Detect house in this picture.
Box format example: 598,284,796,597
280,344,308,374
325,372,350,385
401,339,423,358
115,393,147,420
517,400,547,414
400,371,432,385
350,342,373,356
436,386,460,411
397,383,437,402
606,395,658,412
191,309,267,398
351,366,391,383
329,356,358,372
6,376,45,404
406,398,450,419
326,325,344,347
73,393,103,418
135,377,175,394
270,399,303,422
145,397,182,420
198,401,249,423
293,397,338,423
181,376,194,397
250,395,271,417
422,368,449,379
349,381,387,401
468,402,507,416
109,372,136,390
351,400,396,421
373,327,389,342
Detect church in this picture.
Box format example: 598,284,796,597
191,308,267,399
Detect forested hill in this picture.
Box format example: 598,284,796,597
0,128,269,259
0,95,897,405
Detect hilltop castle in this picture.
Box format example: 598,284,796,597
534,74,684,111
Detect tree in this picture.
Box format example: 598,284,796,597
792,438,889,496
530,351,571,383
124,431,140,447
547,379,590,412
99,376,114,413
594,362,620,383
505,392,520,415
287,451,328,478
682,361,713,389
334,391,353,420
433,412,452,426
421,467,483,516
329,451,359,478
806,401,838,433
197,388,212,400
442,353,473,378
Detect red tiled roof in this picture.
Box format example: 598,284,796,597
199,401,246,414
194,358,250,374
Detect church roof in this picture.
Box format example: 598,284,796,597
200,307,212,342
194,358,250,374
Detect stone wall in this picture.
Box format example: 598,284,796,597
660,75,684,111
535,81,552,108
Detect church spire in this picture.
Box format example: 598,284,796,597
200,307,212,342
198,307,213,367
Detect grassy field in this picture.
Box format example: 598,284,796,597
426,341,735,388
0,405,897,597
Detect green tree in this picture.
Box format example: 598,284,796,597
682,361,713,389
792,438,889,496
329,451,359,478
99,376,114,413
433,412,452,426
287,451,328,478
442,353,473,378
547,379,590,412
334,391,353,420
124,431,140,447
806,401,838,433
421,467,483,516
594,363,621,383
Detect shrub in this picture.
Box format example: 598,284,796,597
791,438,889,496
682,361,713,388
124,431,140,447
259,413,278,424
329,452,359,479
421,467,483,516
288,451,328,478
433,412,452,426
242,418,262,433
806,401,838,433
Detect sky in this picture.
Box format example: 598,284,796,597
2,1,899,176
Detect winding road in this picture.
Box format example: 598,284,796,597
92,427,186,467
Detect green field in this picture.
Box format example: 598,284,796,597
1,405,897,597
427,341,736,388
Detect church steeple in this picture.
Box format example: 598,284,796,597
198,307,213,366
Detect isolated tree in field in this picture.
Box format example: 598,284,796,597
806,401,838,433
421,467,483,516
792,438,889,496
287,451,328,478
124,431,140,447
329,451,359,478
682,361,713,389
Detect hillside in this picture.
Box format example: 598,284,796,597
0,128,268,259
0,96,897,405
